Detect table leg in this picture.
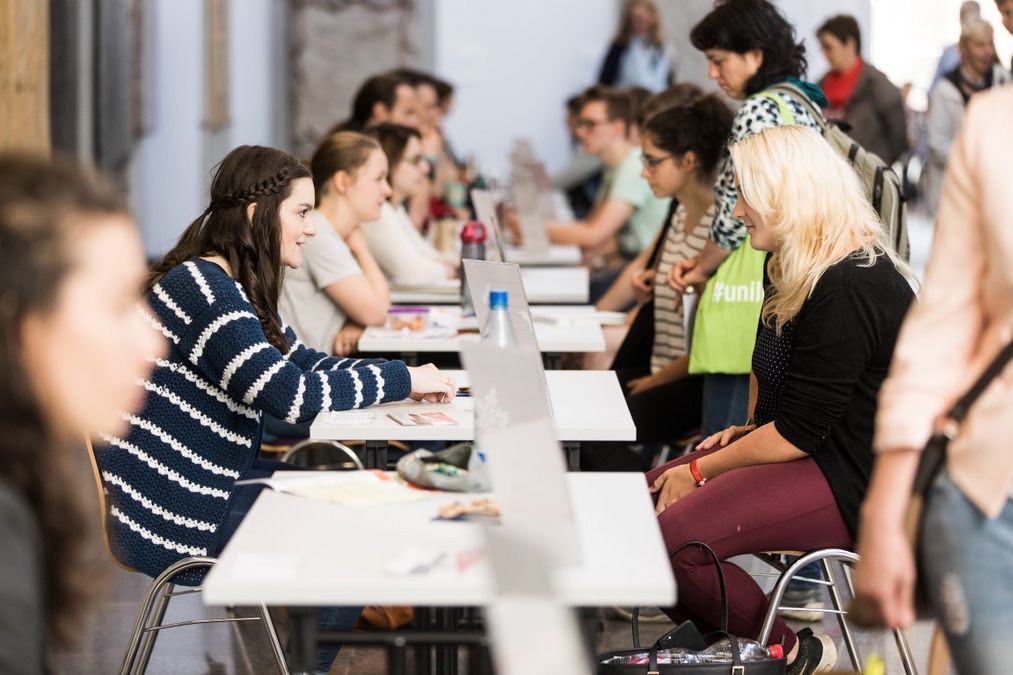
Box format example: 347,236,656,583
403,351,419,367
286,606,318,673
389,635,408,675
564,441,581,471
363,440,389,470
543,352,563,370
413,607,433,675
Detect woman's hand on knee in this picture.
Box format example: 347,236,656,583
650,465,696,514
697,423,757,451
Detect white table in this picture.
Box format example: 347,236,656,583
358,307,606,364
310,370,636,469
203,472,675,608
203,473,673,671
503,244,581,267
390,267,588,305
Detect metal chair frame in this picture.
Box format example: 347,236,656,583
279,439,365,471
116,556,289,675
756,548,918,675
85,439,290,675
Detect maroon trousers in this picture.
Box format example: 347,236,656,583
646,445,853,652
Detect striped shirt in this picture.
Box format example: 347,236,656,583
94,258,411,583
651,205,713,373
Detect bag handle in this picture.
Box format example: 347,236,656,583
946,340,1013,425
633,538,732,648
913,340,1013,497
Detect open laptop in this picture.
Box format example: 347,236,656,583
511,161,555,255
459,342,582,568
470,188,508,263
461,258,537,351
462,258,554,416
482,526,591,674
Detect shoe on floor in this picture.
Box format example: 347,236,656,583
786,628,837,674
610,606,671,623
778,587,825,623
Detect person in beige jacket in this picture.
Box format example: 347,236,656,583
852,84,1013,674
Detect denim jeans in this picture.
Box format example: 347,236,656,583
215,458,362,674
919,469,1013,675
700,373,750,437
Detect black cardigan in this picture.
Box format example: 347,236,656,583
752,252,914,535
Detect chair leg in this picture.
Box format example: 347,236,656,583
132,582,175,675
822,558,863,671
118,578,174,675
258,604,291,675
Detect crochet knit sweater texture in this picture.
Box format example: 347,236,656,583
94,258,410,583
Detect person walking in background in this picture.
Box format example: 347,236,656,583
598,0,676,93
997,0,1013,70
930,1,982,93
852,84,1013,675
921,18,1010,215
817,15,908,165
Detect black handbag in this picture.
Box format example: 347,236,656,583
597,541,786,674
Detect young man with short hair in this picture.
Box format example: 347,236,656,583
547,86,670,296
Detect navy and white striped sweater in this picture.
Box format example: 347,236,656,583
94,258,410,583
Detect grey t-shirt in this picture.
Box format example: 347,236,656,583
0,477,45,675
279,210,362,353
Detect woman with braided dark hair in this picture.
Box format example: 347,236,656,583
93,144,456,673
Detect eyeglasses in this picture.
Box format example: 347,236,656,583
574,118,612,131
641,154,673,171
403,154,428,166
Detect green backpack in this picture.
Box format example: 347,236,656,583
758,82,910,261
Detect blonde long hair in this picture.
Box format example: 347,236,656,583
729,125,915,333
615,0,663,47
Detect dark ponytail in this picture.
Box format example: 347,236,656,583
148,145,310,351
643,94,735,178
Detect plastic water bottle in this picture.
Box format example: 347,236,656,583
460,221,487,314
698,638,783,662
480,290,517,348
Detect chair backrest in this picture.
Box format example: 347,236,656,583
84,437,138,573
279,439,364,471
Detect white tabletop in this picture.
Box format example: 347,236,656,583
359,306,605,354
503,244,581,267
202,473,676,608
309,370,635,442
390,267,588,305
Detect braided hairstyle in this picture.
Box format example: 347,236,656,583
148,146,310,351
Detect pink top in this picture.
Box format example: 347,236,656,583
875,85,1013,519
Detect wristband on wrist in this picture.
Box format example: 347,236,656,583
690,459,707,487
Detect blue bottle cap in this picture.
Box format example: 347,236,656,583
489,289,509,309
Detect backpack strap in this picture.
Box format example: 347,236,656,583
767,82,829,133
753,91,796,126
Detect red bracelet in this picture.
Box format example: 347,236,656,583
690,459,707,487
